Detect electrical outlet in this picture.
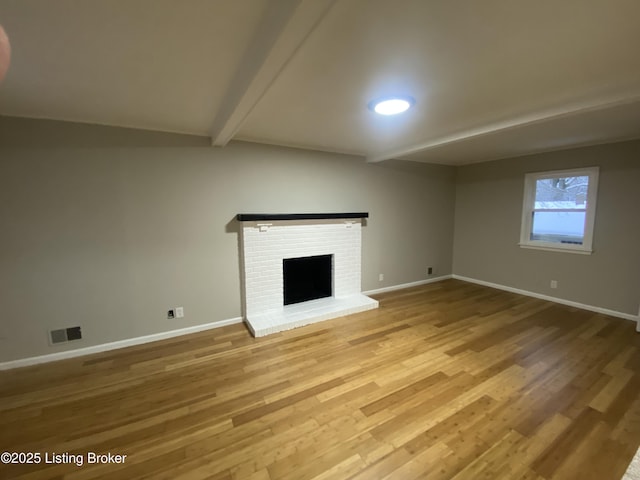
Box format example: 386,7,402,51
427,267,433,275
176,307,184,318
167,309,175,319
378,273,384,282
550,280,558,289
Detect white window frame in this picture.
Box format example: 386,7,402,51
519,167,599,254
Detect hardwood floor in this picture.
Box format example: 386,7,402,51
1,279,639,479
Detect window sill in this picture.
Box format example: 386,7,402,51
518,243,593,255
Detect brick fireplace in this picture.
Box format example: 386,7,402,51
237,213,379,336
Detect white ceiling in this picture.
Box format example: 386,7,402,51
1,0,639,165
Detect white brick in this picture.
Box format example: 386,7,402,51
239,219,375,335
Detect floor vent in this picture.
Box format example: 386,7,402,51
49,326,82,345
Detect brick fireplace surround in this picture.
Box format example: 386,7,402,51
237,213,379,336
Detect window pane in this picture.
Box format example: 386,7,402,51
535,175,589,209
531,211,586,244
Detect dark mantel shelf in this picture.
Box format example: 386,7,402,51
236,213,368,222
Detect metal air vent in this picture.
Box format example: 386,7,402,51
49,326,82,345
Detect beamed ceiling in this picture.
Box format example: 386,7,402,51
1,0,639,165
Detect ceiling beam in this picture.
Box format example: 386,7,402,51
210,0,337,147
366,93,640,163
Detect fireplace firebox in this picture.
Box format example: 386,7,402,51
283,254,332,305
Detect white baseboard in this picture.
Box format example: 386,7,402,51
364,275,452,295
3,274,636,371
452,274,640,323
0,317,243,371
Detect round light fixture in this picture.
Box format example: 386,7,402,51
369,96,415,115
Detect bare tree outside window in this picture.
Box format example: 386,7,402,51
535,176,589,204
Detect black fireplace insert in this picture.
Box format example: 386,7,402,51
283,254,333,305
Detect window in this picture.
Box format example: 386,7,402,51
520,167,599,254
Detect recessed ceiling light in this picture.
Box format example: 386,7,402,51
369,96,415,115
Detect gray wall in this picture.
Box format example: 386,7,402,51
453,140,640,316
0,117,456,362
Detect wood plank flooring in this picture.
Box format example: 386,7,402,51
1,279,639,479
